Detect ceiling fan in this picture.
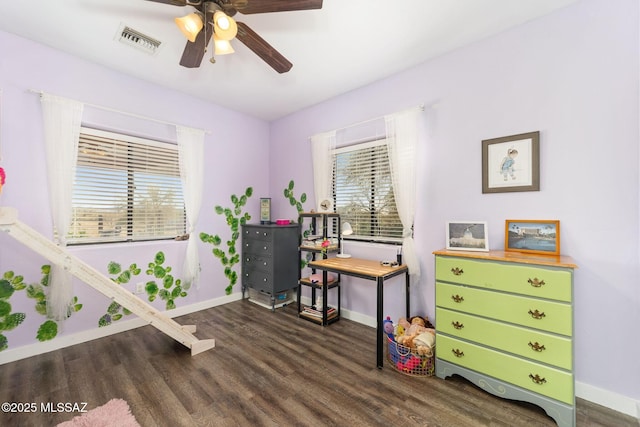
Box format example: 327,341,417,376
145,0,323,73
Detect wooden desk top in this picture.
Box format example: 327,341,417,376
433,249,577,269
308,257,408,279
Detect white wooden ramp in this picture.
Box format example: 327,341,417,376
0,207,215,356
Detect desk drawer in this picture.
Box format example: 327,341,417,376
436,307,572,370
435,256,572,302
436,282,572,336
437,335,573,404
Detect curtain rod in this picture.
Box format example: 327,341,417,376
29,89,212,135
315,104,425,137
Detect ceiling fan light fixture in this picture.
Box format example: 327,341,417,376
213,10,237,41
213,34,235,55
174,12,204,43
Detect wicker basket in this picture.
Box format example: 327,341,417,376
386,336,435,376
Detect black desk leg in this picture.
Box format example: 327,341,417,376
322,270,328,326
377,276,384,369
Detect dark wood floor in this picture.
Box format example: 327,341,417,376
0,299,636,427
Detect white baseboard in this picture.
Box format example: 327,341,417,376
575,381,639,420
2,294,638,420
0,293,241,365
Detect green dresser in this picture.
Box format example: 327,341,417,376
434,250,577,427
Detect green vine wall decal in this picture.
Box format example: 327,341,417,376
283,180,313,268
200,186,253,295
99,251,187,327
283,179,307,215
98,262,141,327
0,265,83,351
145,251,186,310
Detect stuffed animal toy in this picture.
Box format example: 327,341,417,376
414,330,436,357
397,316,426,347
396,317,411,337
383,316,395,340
396,316,436,350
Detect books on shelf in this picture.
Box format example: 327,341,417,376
301,306,337,318
300,236,339,250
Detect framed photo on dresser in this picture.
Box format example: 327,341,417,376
446,221,489,252
505,219,560,255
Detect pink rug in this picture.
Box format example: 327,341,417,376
57,398,140,427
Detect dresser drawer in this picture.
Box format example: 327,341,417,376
436,307,572,370
435,256,572,302
243,227,273,241
242,269,273,292
243,239,274,255
436,282,572,336
243,255,273,272
437,335,573,404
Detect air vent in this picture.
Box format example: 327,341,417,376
116,24,162,55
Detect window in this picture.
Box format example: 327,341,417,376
333,139,402,243
68,127,185,244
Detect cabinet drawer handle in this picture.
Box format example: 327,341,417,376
452,321,464,330
528,309,546,319
451,267,464,276
451,294,464,303
452,348,465,358
528,278,545,287
528,341,546,352
529,374,547,385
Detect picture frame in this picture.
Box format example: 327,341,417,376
505,220,560,255
446,221,489,252
482,131,540,193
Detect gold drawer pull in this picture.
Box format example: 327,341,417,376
528,278,545,287
528,341,546,352
451,294,464,303
528,309,546,319
451,267,464,276
452,321,464,330
529,374,547,385
452,349,465,358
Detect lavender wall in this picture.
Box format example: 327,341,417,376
0,31,270,348
270,0,639,411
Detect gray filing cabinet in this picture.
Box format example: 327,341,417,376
241,223,299,310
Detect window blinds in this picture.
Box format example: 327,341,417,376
333,139,403,242
68,127,185,244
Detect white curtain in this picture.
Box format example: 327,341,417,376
40,94,84,320
385,108,421,277
177,125,205,289
310,131,336,209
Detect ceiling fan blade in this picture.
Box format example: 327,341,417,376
236,0,322,14
179,18,212,68
235,21,292,73
144,0,190,6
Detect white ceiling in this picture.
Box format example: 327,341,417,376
0,0,577,121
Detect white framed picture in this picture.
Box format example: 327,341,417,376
446,221,489,252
